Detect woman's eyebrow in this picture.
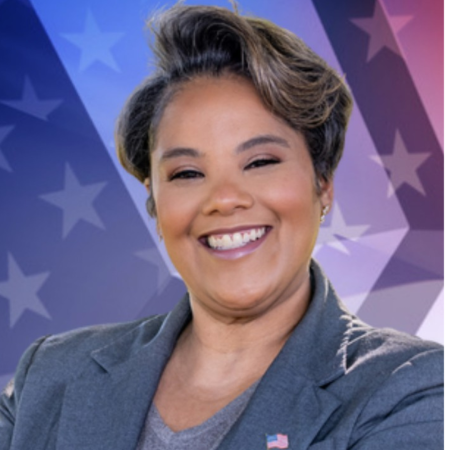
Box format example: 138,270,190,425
159,134,289,163
236,134,290,153
159,147,204,162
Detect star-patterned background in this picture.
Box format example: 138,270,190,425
0,0,443,388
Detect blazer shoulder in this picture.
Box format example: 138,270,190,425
22,313,167,382
345,320,443,383
349,317,441,355
346,326,443,448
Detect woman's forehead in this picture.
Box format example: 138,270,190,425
155,76,298,146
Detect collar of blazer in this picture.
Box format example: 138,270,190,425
55,259,353,450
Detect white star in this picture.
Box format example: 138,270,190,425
0,254,50,328
62,10,125,72
0,125,14,172
371,130,431,197
316,203,370,255
40,164,107,238
1,77,62,121
135,248,172,295
351,1,412,62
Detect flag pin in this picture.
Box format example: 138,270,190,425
266,433,289,449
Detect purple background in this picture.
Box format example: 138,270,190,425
0,0,443,388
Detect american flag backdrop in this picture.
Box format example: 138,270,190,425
0,0,443,389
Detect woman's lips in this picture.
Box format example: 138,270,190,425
199,226,272,260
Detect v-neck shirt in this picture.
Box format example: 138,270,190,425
136,380,259,450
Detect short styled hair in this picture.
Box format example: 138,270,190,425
115,4,353,217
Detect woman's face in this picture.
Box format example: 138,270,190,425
148,76,332,318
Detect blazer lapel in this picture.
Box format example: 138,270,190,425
218,369,341,450
55,297,191,450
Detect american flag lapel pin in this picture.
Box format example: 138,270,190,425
266,433,289,449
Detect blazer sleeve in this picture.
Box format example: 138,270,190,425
0,336,49,450
349,347,443,450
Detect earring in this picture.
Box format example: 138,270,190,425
320,205,330,224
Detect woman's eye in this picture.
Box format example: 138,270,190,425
246,158,280,169
169,170,203,181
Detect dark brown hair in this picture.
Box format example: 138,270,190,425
115,4,353,217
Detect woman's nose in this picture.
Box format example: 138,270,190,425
201,178,254,216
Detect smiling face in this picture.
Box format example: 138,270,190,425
148,76,332,319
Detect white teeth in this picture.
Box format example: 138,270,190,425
222,235,232,246
206,227,267,250
233,233,243,246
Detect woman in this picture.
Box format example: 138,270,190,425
0,4,443,450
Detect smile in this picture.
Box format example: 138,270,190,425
206,226,268,250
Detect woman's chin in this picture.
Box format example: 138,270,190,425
193,285,280,320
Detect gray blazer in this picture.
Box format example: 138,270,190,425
0,261,443,449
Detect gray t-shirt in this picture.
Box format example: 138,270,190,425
136,381,259,450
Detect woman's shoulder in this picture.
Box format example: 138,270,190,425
14,313,168,385
44,313,166,350
346,319,443,371
339,318,443,410
333,321,443,448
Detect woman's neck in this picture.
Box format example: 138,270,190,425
172,274,312,391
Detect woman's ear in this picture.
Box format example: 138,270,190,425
144,177,151,195
319,177,334,210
